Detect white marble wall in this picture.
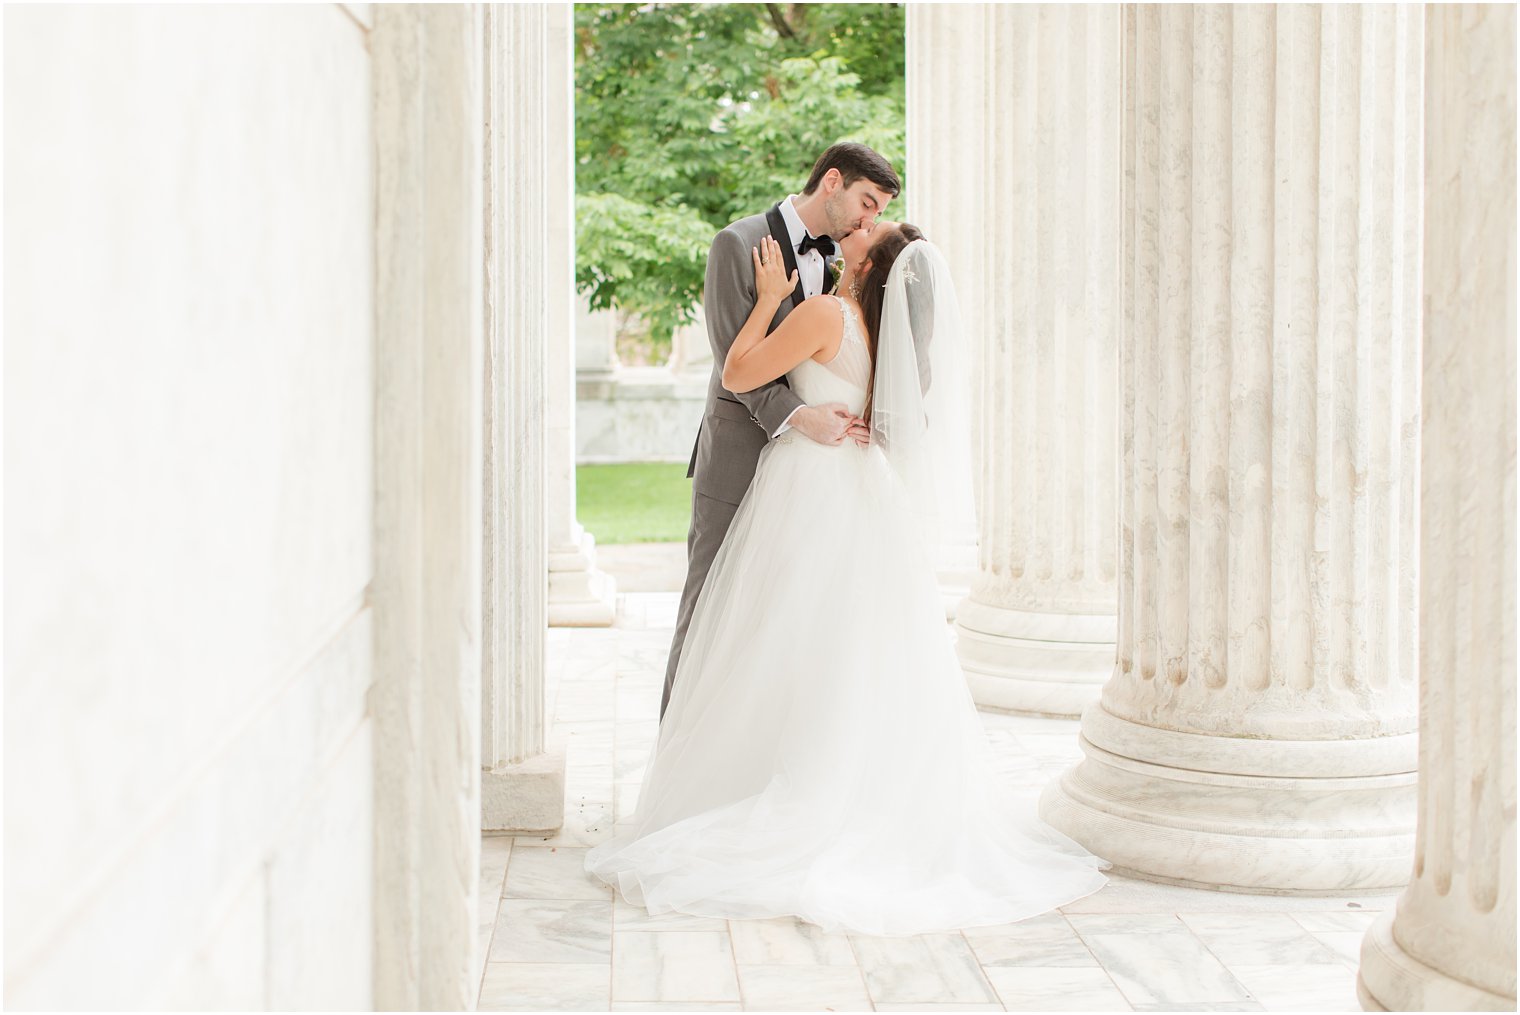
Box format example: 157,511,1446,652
575,300,711,465
670,304,716,376
911,3,1121,712
577,296,621,377
6,5,376,1007
577,373,711,464
1042,4,1424,892
1358,5,1517,1010
480,3,567,831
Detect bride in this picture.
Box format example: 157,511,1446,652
584,223,1110,936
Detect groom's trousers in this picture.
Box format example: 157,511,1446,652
661,489,742,721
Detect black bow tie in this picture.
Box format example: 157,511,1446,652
798,234,836,258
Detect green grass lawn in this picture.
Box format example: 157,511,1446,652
576,462,693,544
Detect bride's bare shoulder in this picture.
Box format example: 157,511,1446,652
789,296,846,362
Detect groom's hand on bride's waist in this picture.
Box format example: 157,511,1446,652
846,417,872,448
788,404,869,447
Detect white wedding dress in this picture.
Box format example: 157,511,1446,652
584,296,1109,936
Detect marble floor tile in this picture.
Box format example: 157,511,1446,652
642,607,679,631
614,782,642,821
1289,910,1381,934
561,719,617,745
490,899,612,963
728,916,856,966
874,1005,1006,1012
548,647,620,673
487,623,1415,1014
477,836,515,988
608,899,726,929
617,687,660,725
517,798,616,848
987,751,1047,782
1065,914,1253,1007
594,541,686,593
616,623,676,647
1059,875,1399,915
612,1004,742,1011
615,740,653,782
1129,1004,1264,1012
1177,912,1348,967
616,687,663,713
962,913,1100,967
612,897,728,933
1011,733,1086,762
612,930,741,1003
736,964,873,1011
979,711,1083,734
1226,963,1363,1011
477,962,611,1012
562,748,616,776
555,670,618,695
556,695,616,723
566,761,616,795
555,724,611,748
616,642,669,667
611,729,653,753
503,846,611,901
849,933,997,1004
557,686,617,706
982,966,1132,1011
1302,930,1367,966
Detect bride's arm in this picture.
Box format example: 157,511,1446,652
723,237,840,394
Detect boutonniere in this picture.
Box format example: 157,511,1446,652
828,256,846,296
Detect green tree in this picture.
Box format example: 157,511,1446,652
575,3,906,354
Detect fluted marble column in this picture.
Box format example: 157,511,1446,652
1359,6,1516,1009
372,5,486,1007
480,3,565,831
910,4,1121,703
1042,4,1423,891
545,3,616,628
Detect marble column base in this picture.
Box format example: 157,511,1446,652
954,598,1115,717
1038,702,1418,892
482,744,566,833
548,529,616,627
1357,909,1516,1011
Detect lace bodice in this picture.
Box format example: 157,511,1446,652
783,296,871,418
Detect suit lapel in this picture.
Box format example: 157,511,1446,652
765,203,808,309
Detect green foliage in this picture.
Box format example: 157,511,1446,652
575,193,713,338
777,3,907,99
575,3,906,353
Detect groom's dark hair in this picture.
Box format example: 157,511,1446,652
801,142,901,198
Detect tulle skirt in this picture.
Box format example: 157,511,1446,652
584,437,1109,936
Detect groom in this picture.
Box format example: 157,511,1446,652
661,142,901,721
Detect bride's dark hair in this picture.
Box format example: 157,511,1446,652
857,222,924,422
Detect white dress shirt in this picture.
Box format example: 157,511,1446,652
778,194,830,301
772,195,832,436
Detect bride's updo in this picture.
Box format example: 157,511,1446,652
858,222,924,421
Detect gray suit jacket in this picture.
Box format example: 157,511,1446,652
685,207,811,506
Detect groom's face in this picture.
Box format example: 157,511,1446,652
822,174,893,240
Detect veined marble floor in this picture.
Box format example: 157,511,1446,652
477,589,1391,1013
